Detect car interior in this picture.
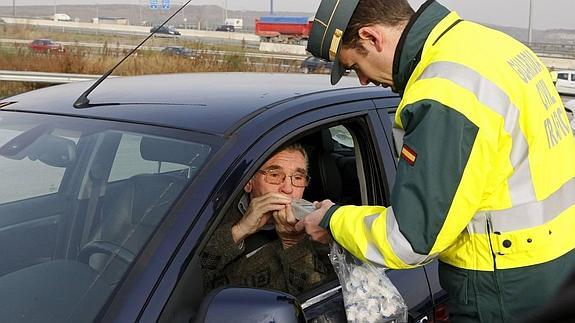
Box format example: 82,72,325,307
299,126,362,205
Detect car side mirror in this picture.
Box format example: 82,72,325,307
194,287,306,323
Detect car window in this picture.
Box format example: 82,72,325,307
163,113,391,322
0,112,213,323
558,73,568,80
571,74,575,82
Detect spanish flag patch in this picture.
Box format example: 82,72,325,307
400,144,417,166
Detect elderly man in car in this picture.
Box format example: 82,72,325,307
201,143,334,296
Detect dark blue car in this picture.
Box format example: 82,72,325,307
0,73,447,322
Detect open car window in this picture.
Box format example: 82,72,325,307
162,113,391,323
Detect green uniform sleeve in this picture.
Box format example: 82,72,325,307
392,99,479,254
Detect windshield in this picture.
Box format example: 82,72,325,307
0,112,213,322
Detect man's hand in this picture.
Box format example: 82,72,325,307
232,193,291,243
273,205,305,249
295,199,334,244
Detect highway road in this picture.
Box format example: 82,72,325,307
0,17,295,53
2,16,574,64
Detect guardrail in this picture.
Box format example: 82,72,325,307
526,42,575,59
0,38,307,61
0,64,304,84
0,70,105,83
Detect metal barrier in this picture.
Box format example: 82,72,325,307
0,70,104,83
526,42,575,59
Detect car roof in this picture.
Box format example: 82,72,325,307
2,73,391,135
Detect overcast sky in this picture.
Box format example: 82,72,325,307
2,0,573,30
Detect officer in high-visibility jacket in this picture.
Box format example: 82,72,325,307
296,0,575,322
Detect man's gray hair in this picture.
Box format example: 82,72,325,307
276,142,308,170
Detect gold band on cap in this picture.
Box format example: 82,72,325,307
329,28,343,61
319,0,340,58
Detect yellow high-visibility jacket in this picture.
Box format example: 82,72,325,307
325,2,575,274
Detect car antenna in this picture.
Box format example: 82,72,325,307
73,0,194,109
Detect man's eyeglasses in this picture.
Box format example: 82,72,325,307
257,169,310,187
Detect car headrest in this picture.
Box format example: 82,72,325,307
140,137,210,166
320,129,334,151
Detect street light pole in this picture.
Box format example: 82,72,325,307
528,0,533,45
182,0,186,28
12,0,15,18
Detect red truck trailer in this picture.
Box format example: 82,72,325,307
255,16,313,44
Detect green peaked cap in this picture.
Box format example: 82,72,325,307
307,0,360,84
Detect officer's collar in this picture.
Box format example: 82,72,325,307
392,0,450,95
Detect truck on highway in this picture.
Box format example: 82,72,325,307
224,18,243,30
255,16,313,44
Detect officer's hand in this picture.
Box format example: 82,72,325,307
295,199,334,244
232,193,291,243
273,205,305,249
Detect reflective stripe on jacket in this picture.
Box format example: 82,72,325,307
329,2,575,272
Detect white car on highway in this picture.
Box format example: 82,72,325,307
555,70,575,95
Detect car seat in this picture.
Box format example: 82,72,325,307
82,173,186,285
301,130,344,204
80,136,195,285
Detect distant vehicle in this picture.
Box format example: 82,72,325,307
52,13,71,21
300,56,334,74
215,25,235,32
150,25,181,36
160,46,195,59
255,15,313,44
555,70,575,95
224,18,243,30
28,39,65,53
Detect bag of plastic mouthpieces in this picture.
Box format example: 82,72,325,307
329,242,408,323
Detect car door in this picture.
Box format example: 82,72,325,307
152,98,439,322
